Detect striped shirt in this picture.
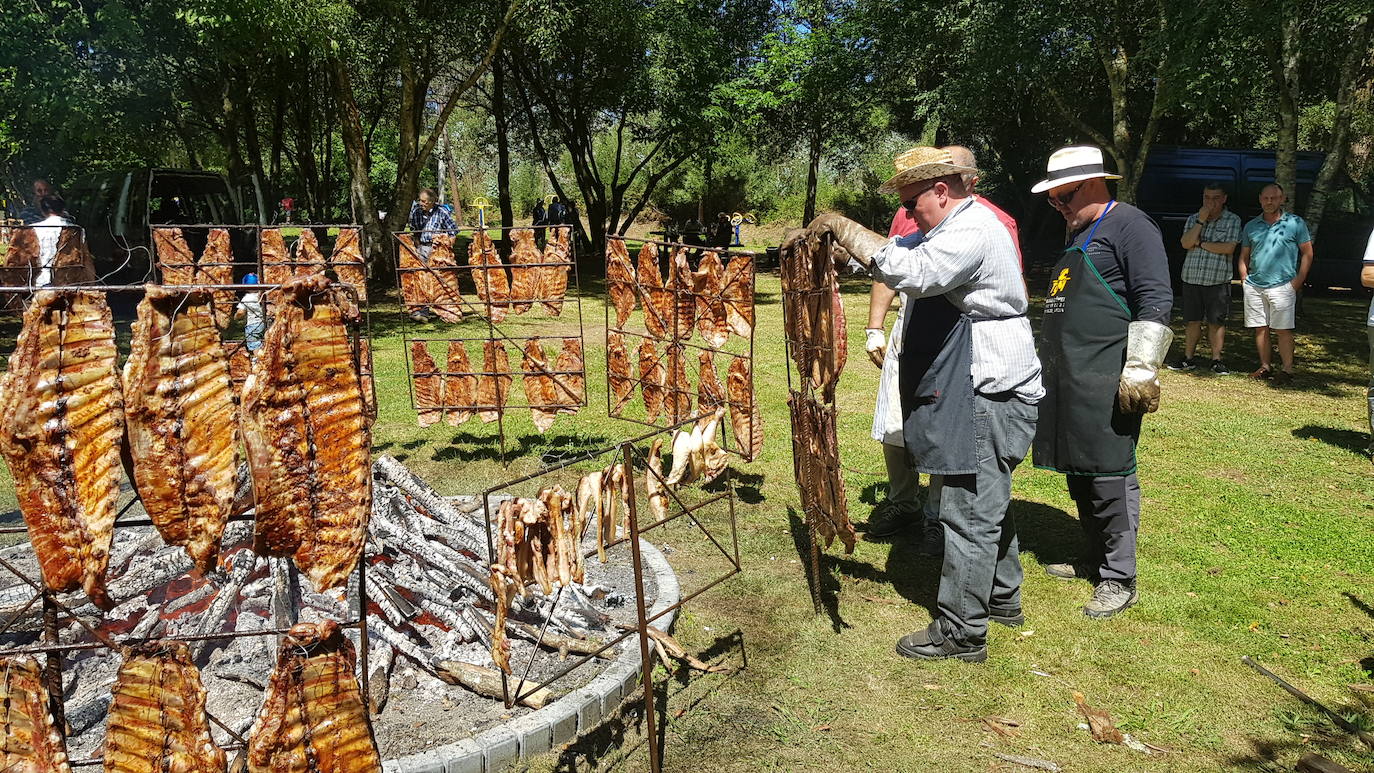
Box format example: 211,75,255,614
871,198,1043,402
1181,209,1241,286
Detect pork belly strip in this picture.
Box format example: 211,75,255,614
196,228,237,328
330,227,369,307
154,227,195,285
694,251,729,347
0,655,72,772
259,228,291,287
509,228,540,314
410,340,443,427
477,340,512,423
468,230,510,322
636,242,670,338
607,333,634,415
444,340,477,427
539,227,571,315
605,239,637,327
637,339,665,422
522,338,559,433
396,233,433,316
248,621,382,772
721,252,754,337
242,276,371,591
0,291,122,608
123,286,238,574
552,337,585,415
727,356,763,462
102,642,226,773
426,233,464,323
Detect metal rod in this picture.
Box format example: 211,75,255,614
623,441,662,773
1242,655,1374,749
607,234,756,257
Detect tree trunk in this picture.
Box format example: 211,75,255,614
803,121,821,225
494,62,514,256
327,55,388,279
219,79,249,186
1270,14,1302,201
1304,12,1371,238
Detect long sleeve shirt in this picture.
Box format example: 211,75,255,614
870,198,1044,402
1067,202,1173,324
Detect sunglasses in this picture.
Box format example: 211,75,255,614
1047,183,1085,208
901,182,941,213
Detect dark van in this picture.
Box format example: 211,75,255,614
63,169,265,283
1136,146,1373,289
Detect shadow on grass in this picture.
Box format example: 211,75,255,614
786,509,851,633
1225,709,1374,770
704,471,764,505
429,432,611,464
1293,425,1370,456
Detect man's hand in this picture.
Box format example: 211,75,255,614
1118,321,1174,414
1290,277,1303,292
864,328,887,368
1196,207,1210,224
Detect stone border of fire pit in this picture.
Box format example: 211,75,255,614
383,538,680,773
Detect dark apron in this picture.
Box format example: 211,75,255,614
1033,202,1139,475
899,296,977,475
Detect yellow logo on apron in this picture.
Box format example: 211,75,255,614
1050,268,1071,296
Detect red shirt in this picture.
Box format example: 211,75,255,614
887,195,1023,268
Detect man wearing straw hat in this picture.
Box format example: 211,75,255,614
1031,145,1173,619
787,146,1042,662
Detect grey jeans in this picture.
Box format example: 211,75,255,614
928,395,1037,646
881,442,921,514
1066,473,1141,582
1367,326,1373,451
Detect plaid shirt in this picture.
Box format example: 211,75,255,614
408,201,457,245
1181,209,1241,286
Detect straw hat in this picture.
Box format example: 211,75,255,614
878,147,979,195
1030,146,1122,193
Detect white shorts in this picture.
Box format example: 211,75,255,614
1243,282,1296,330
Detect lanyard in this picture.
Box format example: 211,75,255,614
1078,200,1115,248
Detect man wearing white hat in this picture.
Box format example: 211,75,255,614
1031,145,1173,619
787,146,1042,662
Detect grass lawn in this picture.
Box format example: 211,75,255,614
0,262,1369,770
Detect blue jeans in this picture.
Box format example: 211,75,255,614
928,395,1037,646
1367,326,1373,452
245,322,265,352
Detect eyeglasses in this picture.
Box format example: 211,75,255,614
901,183,940,213
1047,183,1084,208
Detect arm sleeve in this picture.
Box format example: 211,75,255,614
1364,229,1374,263
1295,217,1312,245
1119,213,1173,324
1240,222,1253,248
870,222,984,298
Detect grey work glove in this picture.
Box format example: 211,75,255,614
782,213,888,271
1117,321,1174,414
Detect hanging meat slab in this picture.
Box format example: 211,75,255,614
721,252,754,338
102,642,226,773
645,437,669,522
636,242,671,338
195,227,237,327
666,247,697,339
358,339,377,420
0,291,123,608
241,275,371,591
490,501,520,672
665,344,692,424
552,337,585,415
1,228,38,304
539,226,571,315
477,340,512,423
522,338,559,433
260,228,291,288
410,340,443,427
444,341,477,427
727,357,763,462
468,230,510,322
637,340,665,423
247,621,382,772
52,227,96,284
605,239,637,327
0,655,72,772
509,228,541,314
694,251,729,347
123,286,238,575
154,227,195,285
780,234,814,381
227,343,252,384
397,233,434,318
424,234,465,323
296,228,327,276
607,333,634,415
330,227,368,319
790,395,855,554
697,350,726,426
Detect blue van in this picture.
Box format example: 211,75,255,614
1136,146,1372,289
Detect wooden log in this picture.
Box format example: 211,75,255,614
435,660,553,709
1297,754,1357,773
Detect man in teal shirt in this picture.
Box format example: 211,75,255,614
1239,183,1313,385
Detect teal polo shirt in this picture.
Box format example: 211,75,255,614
1241,211,1311,288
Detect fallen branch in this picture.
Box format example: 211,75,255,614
435,660,553,709
992,753,1062,772
1243,655,1374,750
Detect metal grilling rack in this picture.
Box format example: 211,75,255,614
392,225,587,463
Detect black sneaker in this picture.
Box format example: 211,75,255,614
1271,370,1293,386
917,519,944,556
1166,357,1196,371
989,607,1025,627
866,500,917,539
1210,359,1229,375
895,629,987,662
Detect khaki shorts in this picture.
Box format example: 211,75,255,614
1242,282,1296,330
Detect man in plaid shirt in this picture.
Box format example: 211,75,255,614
1169,183,1241,374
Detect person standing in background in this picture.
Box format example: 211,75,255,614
235,273,267,352
1238,183,1312,385
18,179,54,224
407,188,457,259
32,194,73,287
1169,183,1241,374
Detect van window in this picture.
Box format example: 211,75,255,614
149,174,240,225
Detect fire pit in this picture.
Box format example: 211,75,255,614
0,456,679,770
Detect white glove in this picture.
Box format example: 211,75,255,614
1118,321,1174,413
865,328,887,368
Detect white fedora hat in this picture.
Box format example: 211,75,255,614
1030,145,1122,194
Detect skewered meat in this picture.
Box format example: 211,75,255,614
227,343,252,383
552,337,585,414
53,227,96,285
665,344,692,423
123,287,238,574
248,621,382,772
509,228,540,314
605,239,637,327
297,229,327,276
727,357,763,462
242,275,371,591
0,655,72,772
410,341,442,427
783,234,847,400
522,338,558,433
444,341,476,427
358,339,377,420
607,333,634,414
477,340,512,423
260,228,291,288
694,251,729,347
697,350,726,426
538,226,570,315
196,228,236,327
645,437,669,521
721,253,754,337
573,471,602,570
666,247,696,338
597,463,629,562
425,234,465,323
1,228,38,303
396,233,432,318
154,228,195,285
468,231,509,322
102,642,225,773
0,291,123,608
637,340,665,422
664,426,697,486
330,227,368,316
490,500,520,671
636,243,671,338
700,408,729,482
788,394,855,553
780,234,814,382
